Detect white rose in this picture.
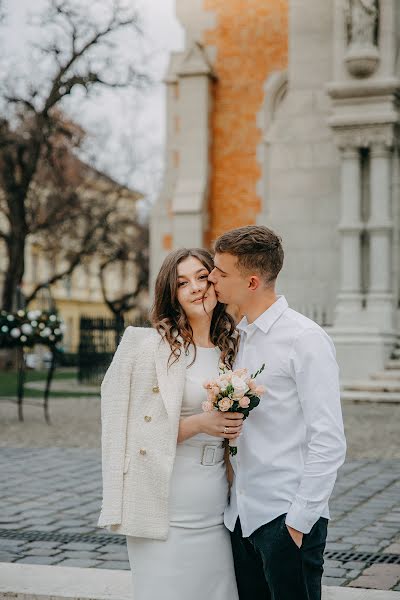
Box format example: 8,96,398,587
21,324,33,335
231,374,249,400
10,328,21,338
27,310,41,320
41,327,52,337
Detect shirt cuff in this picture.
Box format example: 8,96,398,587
285,500,320,534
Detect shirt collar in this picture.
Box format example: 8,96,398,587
237,295,288,335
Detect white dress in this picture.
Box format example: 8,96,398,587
126,346,239,600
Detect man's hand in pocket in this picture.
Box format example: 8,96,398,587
286,524,303,548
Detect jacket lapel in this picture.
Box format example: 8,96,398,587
154,337,189,423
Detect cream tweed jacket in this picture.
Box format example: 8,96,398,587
97,326,190,540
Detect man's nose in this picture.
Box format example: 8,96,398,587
208,269,216,282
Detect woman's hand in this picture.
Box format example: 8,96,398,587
177,411,244,443
197,411,244,439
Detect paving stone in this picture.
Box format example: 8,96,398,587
56,558,102,568
349,564,400,590
13,555,61,565
98,552,129,562
99,560,130,570
24,547,62,557
0,539,25,548
96,543,125,553
322,576,348,586
383,543,400,554
324,567,347,577
23,541,60,549
58,542,96,551
60,550,100,559
353,544,383,552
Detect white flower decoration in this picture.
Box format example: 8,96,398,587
21,324,33,335
10,328,21,338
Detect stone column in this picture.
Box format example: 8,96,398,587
172,42,215,249
335,146,364,325
365,142,395,329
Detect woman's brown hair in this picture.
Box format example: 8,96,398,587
150,248,238,368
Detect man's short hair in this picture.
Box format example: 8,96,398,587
214,225,284,284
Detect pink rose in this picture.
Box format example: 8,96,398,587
202,400,214,412
207,389,216,402
217,376,230,391
255,385,265,396
202,379,214,390
233,368,249,379
218,398,234,412
238,396,250,408
248,379,257,391
212,386,220,396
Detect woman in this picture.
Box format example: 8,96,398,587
97,248,242,600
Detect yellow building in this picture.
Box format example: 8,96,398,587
0,162,144,352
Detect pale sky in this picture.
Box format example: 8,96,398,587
1,0,185,206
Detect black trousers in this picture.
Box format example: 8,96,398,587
230,514,328,600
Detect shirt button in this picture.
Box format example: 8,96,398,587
144,415,152,422
152,385,159,393
139,448,147,456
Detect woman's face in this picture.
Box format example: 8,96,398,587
176,256,218,320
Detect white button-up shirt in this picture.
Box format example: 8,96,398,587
224,296,346,536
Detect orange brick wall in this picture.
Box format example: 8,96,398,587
202,0,288,245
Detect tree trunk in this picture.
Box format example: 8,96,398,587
2,230,26,311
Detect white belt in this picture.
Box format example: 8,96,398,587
176,441,225,466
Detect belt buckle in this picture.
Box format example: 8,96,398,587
201,444,218,466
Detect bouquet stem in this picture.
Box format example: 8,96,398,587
228,439,238,456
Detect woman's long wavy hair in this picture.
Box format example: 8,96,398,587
150,248,238,369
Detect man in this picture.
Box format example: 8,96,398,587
208,225,346,600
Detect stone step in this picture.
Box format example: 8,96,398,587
341,390,400,403
344,380,400,392
1,563,399,600
371,370,400,381
385,359,400,370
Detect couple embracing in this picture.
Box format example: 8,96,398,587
98,225,346,600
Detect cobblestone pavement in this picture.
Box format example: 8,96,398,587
0,448,399,590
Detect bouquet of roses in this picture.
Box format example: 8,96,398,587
202,363,265,456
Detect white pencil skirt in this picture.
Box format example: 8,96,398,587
126,438,239,600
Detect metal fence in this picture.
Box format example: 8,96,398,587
78,316,150,385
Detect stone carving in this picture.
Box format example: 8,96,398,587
344,0,380,77
332,123,395,151
346,0,379,47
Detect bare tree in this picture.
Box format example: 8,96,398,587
0,0,149,311
98,220,149,325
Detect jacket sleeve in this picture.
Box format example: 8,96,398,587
285,328,347,534
97,326,138,527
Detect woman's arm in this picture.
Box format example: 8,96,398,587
177,411,244,444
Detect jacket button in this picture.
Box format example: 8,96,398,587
152,385,159,393
139,448,147,456
144,415,152,422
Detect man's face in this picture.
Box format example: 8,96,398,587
208,252,249,307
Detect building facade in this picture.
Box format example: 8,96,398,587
151,0,400,380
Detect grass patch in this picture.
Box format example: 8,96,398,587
0,370,99,398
